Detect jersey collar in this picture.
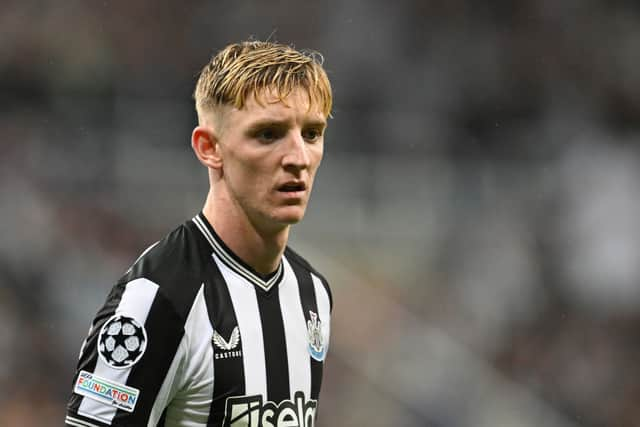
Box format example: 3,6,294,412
192,213,284,292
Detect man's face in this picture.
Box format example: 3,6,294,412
215,87,327,231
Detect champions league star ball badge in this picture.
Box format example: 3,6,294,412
98,315,148,369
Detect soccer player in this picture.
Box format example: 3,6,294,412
65,41,333,427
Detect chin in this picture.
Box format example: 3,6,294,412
276,214,304,225
273,206,306,225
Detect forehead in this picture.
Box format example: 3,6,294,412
236,87,325,123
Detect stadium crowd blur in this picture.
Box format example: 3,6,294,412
2,1,640,426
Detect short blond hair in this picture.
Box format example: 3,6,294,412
194,41,332,122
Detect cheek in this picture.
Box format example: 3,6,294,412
309,146,324,172
227,149,265,178
238,156,273,193
224,156,261,197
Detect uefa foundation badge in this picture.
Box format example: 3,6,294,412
98,314,148,369
74,370,140,412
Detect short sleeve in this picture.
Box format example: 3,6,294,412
65,278,187,427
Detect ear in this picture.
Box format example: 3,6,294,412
191,125,223,170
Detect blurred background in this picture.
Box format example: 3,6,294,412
2,1,640,426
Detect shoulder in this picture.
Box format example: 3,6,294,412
285,246,333,311
116,219,207,321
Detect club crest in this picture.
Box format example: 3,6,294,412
307,311,326,361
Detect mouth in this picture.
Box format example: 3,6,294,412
277,181,307,193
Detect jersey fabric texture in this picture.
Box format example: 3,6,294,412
65,213,332,427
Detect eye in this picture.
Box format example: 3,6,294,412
302,128,323,142
255,127,283,144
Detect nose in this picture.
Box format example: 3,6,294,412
282,132,311,171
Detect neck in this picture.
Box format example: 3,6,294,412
202,189,289,275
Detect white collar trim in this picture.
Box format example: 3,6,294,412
192,214,284,292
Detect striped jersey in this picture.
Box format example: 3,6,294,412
65,213,332,427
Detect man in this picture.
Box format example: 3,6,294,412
65,41,333,427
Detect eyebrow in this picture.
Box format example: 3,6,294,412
246,118,327,133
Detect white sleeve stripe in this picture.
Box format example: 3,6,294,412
65,415,103,427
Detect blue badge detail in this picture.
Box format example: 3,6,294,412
307,311,326,361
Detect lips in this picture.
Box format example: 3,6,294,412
278,181,307,192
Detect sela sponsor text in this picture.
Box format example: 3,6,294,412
223,391,317,427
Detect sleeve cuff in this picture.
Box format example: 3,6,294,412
65,414,110,427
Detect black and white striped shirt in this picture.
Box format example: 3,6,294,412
66,213,332,427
